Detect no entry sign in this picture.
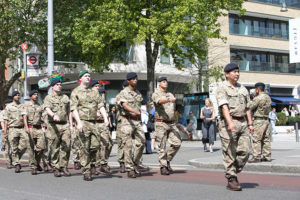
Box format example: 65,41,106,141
21,43,28,51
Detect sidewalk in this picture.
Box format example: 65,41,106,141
188,138,300,174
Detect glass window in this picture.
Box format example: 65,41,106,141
230,49,299,74
229,14,289,40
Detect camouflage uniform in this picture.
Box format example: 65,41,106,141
3,102,29,166
152,89,181,168
71,125,81,164
0,110,12,165
95,96,113,166
216,81,251,179
43,93,71,170
115,92,125,164
70,85,102,174
250,93,272,160
24,101,46,169
118,87,145,171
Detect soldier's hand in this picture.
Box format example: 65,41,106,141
227,122,235,133
248,125,254,134
4,134,8,139
170,97,176,103
25,127,30,134
70,126,74,134
53,114,60,122
76,122,83,133
135,110,141,115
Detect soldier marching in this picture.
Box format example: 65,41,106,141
0,68,274,190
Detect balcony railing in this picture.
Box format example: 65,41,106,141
229,24,289,40
232,60,300,74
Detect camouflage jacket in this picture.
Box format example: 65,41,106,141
3,102,27,127
118,87,142,117
70,85,103,121
24,101,43,126
250,93,272,118
43,93,70,123
152,88,176,121
216,81,250,118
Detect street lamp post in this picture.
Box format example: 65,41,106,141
48,0,54,76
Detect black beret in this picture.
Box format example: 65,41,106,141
122,80,129,87
29,90,38,97
12,91,20,97
126,72,137,80
50,79,61,87
99,88,106,94
89,80,99,88
254,82,265,88
224,63,239,72
4,99,13,104
157,77,167,82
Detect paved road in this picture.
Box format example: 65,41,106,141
0,162,299,200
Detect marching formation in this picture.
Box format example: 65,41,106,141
0,64,273,191
0,70,181,181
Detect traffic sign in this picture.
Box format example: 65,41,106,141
26,55,39,67
21,43,28,51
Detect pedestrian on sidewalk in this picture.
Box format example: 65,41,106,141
186,111,197,140
141,104,152,154
200,98,215,153
268,108,278,135
248,82,272,163
216,63,254,191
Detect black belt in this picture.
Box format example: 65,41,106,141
28,125,42,129
255,116,268,120
50,121,67,125
156,119,174,124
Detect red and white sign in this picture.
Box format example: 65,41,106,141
21,43,28,51
27,55,39,67
26,55,39,77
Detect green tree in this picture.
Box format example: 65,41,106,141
73,0,245,103
0,0,47,104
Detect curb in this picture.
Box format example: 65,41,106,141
188,159,300,174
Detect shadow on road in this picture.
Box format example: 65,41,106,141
241,182,259,189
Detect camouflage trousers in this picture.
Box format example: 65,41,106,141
71,128,81,163
116,121,125,164
78,120,100,174
42,130,50,167
47,123,71,170
252,119,271,160
96,122,113,166
28,127,46,169
8,127,30,166
155,122,182,168
1,137,12,165
218,119,251,179
120,118,145,171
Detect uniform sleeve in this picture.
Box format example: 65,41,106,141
3,107,9,120
250,97,259,111
21,104,27,116
216,87,228,107
0,111,3,122
97,92,105,110
152,92,160,104
70,91,78,111
118,91,127,105
43,96,51,110
245,91,251,109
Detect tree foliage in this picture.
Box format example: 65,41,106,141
72,0,245,102
0,0,47,103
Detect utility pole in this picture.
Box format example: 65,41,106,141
48,0,54,76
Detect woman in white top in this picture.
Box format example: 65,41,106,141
289,105,298,117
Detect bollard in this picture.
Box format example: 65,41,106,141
295,122,299,143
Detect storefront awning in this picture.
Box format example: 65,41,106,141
271,96,300,105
